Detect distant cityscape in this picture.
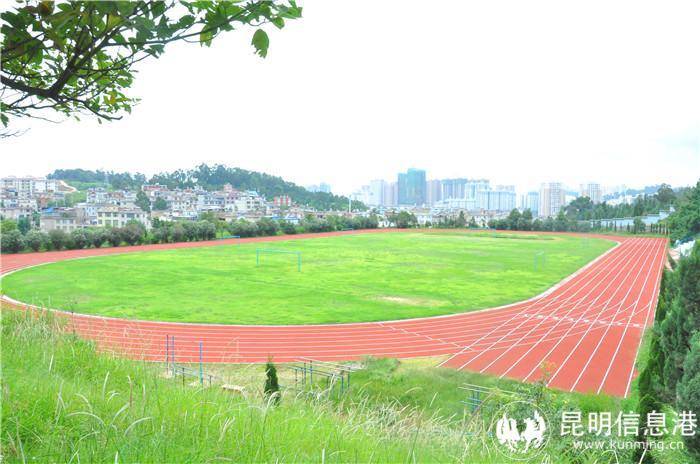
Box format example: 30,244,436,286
0,170,669,235
347,168,642,216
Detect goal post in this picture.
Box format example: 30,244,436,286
255,248,302,272
533,251,546,271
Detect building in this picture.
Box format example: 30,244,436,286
397,168,426,206
306,183,331,193
383,181,397,207
580,183,602,204
39,207,89,232
96,206,150,229
520,191,539,215
1,176,58,197
426,179,442,206
476,189,516,212
539,182,565,217
273,195,292,207
441,178,467,200
368,180,385,207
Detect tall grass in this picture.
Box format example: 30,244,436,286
2,310,653,463
1,310,488,463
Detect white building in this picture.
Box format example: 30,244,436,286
1,176,58,197
539,182,565,217
580,183,602,204
96,206,150,229
520,191,539,215
476,189,516,212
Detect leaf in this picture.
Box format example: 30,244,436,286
199,28,213,47
251,29,269,58
271,17,284,29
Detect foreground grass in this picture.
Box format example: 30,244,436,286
1,231,613,324
5,310,688,463
2,310,470,463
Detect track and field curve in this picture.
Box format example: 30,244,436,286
0,229,666,397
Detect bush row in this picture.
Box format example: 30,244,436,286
1,216,380,254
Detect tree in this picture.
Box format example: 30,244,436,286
264,359,280,405
196,220,216,240
171,222,185,242
1,0,302,131
677,334,700,454
153,197,168,210
122,220,146,244
17,216,31,234
390,211,417,229
106,227,123,247
656,183,676,206
1,219,18,234
667,181,700,242
633,217,645,234
135,190,151,212
48,228,68,250
506,209,521,230
1,229,24,253
24,229,47,251
70,228,90,249
91,228,108,248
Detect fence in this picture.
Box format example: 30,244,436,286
165,334,220,387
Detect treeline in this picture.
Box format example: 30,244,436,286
565,184,677,221
636,244,700,460
666,180,700,242
48,164,364,211
486,209,598,233
222,215,379,237
0,215,379,254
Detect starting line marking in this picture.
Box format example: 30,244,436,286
518,313,643,329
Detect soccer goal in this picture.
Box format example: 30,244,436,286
256,248,302,272
533,251,546,271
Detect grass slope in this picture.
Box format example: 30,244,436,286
5,310,675,463
1,232,613,325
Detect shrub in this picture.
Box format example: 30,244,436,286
264,360,280,405
91,228,108,248
48,229,68,251
106,228,123,247
25,230,47,252
1,229,24,253
70,229,90,249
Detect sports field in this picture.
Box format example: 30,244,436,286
1,231,613,325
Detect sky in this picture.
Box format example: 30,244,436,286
3,0,699,195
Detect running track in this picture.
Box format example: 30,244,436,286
0,229,667,397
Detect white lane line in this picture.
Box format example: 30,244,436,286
456,238,639,371
564,238,659,391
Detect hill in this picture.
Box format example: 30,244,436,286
47,164,364,211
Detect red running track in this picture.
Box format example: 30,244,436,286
0,229,667,397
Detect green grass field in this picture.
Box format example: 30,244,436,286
1,231,614,325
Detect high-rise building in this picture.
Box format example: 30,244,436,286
441,178,467,200
476,188,516,212
368,180,385,206
465,179,490,199
397,168,426,206
521,191,539,215
580,183,602,204
426,179,442,206
539,182,564,217
383,181,397,207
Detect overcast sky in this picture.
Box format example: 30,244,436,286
3,0,699,194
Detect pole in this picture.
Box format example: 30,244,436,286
171,336,175,376
199,341,203,386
